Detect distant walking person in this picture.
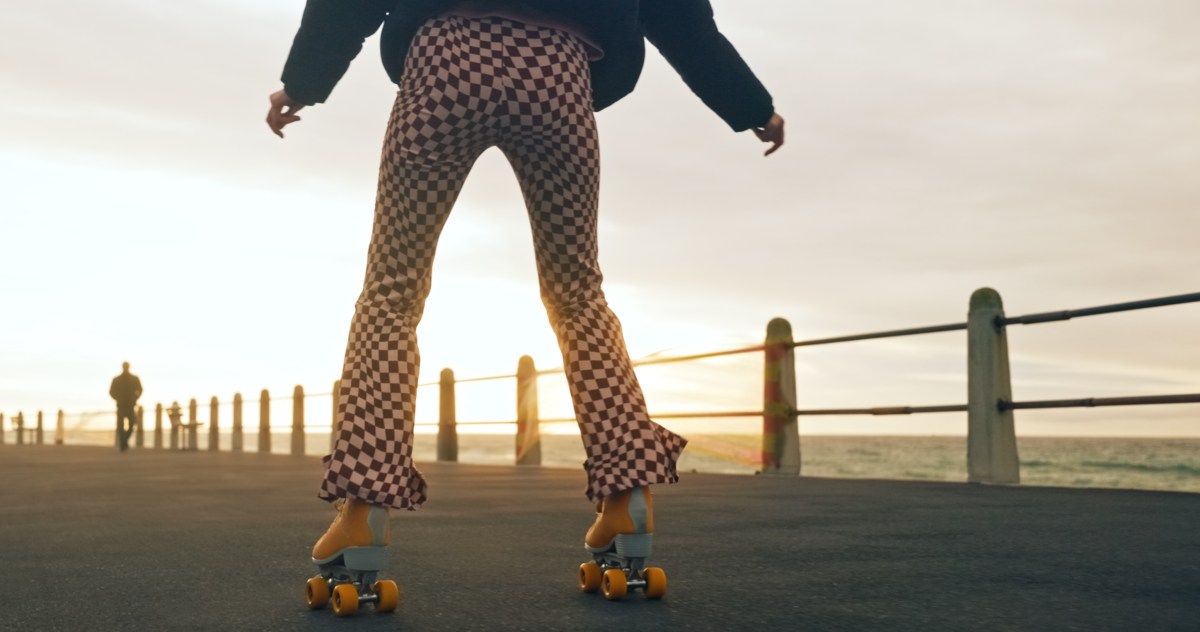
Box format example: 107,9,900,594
109,362,143,452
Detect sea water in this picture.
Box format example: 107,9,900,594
25,428,1200,494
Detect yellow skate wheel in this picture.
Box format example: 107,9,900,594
643,567,667,599
373,580,400,613
578,562,602,593
601,569,627,601
331,583,359,617
305,576,330,609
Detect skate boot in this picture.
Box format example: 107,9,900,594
577,486,667,600
304,498,401,616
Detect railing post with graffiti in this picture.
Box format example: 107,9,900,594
762,318,800,475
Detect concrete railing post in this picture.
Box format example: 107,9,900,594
36,411,44,445
762,318,801,476
291,385,305,457
188,398,199,451
438,368,458,462
16,412,24,445
967,287,1020,484
169,403,180,450
135,406,144,448
515,356,541,466
56,410,65,445
208,396,220,451
154,404,163,449
232,393,244,452
258,389,271,454
0,413,4,444
330,380,340,452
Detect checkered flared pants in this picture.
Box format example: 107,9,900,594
319,16,687,509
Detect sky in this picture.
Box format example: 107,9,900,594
1,0,1198,439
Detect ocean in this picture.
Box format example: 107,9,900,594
15,427,1200,494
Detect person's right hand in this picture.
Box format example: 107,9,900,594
266,89,306,138
753,112,785,157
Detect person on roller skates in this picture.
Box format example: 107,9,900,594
267,0,784,612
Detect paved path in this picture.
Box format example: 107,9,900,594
1,445,1198,630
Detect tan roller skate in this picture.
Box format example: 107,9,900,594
304,498,401,616
577,487,667,600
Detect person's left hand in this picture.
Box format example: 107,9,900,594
266,89,306,138
753,112,785,157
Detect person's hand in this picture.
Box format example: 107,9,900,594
266,89,306,138
753,112,785,157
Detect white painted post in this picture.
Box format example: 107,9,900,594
169,403,181,450
208,396,220,451
967,287,1020,484
762,318,801,476
438,369,458,462
515,356,541,466
291,385,305,456
154,404,163,449
258,389,271,454
232,393,244,452
187,398,199,451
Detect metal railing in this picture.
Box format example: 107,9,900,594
5,288,1198,484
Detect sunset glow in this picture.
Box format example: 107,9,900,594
2,1,1198,440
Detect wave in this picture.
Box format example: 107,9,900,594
1079,461,1200,477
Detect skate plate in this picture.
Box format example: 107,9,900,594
305,549,400,616
578,549,667,600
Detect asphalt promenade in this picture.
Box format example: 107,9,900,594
2,445,1198,631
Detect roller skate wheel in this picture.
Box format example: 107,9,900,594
373,579,400,613
305,576,330,609
331,583,360,616
601,568,628,601
578,561,602,593
643,567,667,599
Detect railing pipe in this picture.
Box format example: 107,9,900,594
1002,394,1200,411
438,369,458,462
762,318,800,476
515,356,541,466
796,404,968,416
793,322,968,348
1002,291,1200,327
967,288,1019,484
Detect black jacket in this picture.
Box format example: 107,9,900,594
281,0,774,131
109,372,143,409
